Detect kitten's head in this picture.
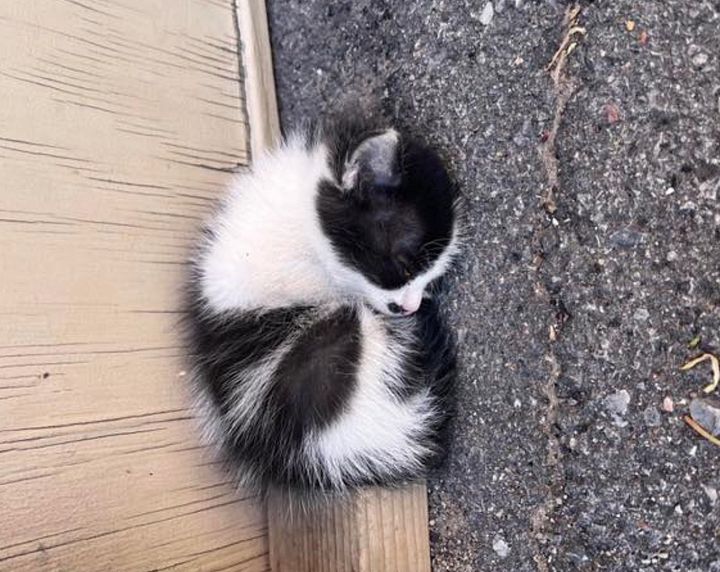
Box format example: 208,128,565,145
317,124,459,316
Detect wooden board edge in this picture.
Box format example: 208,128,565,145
235,0,281,158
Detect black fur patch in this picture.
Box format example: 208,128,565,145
317,132,456,290
265,307,360,444
410,298,457,470
185,293,309,416
220,308,362,492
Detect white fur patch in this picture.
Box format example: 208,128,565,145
304,306,437,488
200,136,337,312
225,345,290,434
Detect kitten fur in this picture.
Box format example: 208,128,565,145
184,116,461,497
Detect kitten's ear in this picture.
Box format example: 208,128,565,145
341,129,401,192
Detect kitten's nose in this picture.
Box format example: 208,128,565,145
399,289,423,315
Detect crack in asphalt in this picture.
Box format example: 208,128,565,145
529,4,586,570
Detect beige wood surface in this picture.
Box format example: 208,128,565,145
0,1,269,570
268,485,431,572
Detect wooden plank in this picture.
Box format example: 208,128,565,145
237,3,433,569
267,485,431,572
236,0,281,158
0,1,268,570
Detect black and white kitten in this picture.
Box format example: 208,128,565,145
185,117,461,496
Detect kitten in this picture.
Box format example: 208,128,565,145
184,116,461,497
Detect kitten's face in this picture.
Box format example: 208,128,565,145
318,128,458,316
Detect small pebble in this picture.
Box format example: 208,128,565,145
479,2,494,26
492,536,510,558
568,552,589,564
643,406,661,427
605,390,630,415
605,390,631,427
662,396,674,413
633,308,650,322
691,52,708,67
605,102,621,124
702,485,717,505
689,398,720,436
610,229,642,248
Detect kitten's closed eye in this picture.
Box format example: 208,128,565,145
395,254,412,278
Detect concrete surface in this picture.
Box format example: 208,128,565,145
266,1,720,570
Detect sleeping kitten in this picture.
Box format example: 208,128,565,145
185,117,461,496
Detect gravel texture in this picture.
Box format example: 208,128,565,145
266,1,720,569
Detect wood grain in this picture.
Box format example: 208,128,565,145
0,1,268,570
267,485,431,572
